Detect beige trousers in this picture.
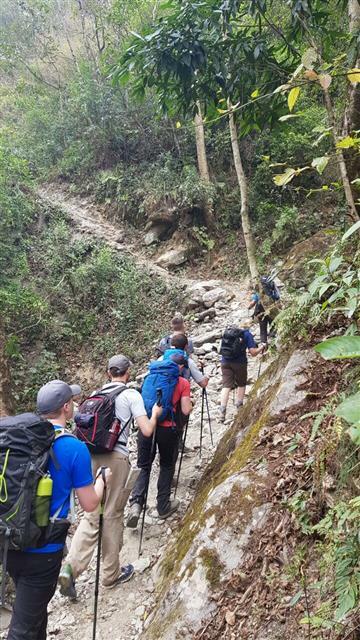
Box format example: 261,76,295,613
66,451,130,586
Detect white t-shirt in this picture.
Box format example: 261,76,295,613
100,382,147,456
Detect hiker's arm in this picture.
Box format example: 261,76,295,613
249,344,266,357
188,358,209,388
248,299,256,310
181,396,193,416
76,468,112,512
137,404,163,437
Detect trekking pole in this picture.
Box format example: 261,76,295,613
93,466,107,640
138,389,162,558
204,389,214,447
199,388,205,457
174,416,190,498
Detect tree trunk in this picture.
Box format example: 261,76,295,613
0,322,15,417
194,102,210,182
324,88,359,222
227,101,259,283
348,0,360,132
194,102,216,230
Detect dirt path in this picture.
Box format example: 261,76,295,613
34,185,269,640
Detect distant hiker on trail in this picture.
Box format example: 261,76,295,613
158,313,194,356
219,325,266,423
248,288,271,345
127,352,193,529
2,380,110,640
59,355,162,599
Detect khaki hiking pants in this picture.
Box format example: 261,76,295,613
66,451,130,586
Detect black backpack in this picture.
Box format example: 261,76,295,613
0,413,76,607
74,385,129,454
0,413,56,554
220,327,246,360
260,275,281,301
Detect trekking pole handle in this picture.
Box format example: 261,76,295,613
156,388,162,406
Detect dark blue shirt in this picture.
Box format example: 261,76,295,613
221,329,257,364
27,426,93,554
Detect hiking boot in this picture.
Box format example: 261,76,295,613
58,564,77,601
104,564,135,589
218,407,226,423
126,503,142,529
158,499,180,519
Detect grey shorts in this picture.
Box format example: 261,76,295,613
221,362,247,389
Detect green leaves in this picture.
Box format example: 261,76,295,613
301,47,317,70
311,156,329,175
335,393,360,428
342,220,360,242
288,86,300,112
314,336,360,360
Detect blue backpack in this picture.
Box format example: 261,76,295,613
142,359,181,424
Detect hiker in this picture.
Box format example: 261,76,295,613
4,380,111,640
59,355,162,599
157,313,194,355
248,288,271,344
168,333,209,388
219,325,266,422
127,352,193,528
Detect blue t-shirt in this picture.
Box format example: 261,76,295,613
221,329,257,364
251,293,260,303
27,426,93,554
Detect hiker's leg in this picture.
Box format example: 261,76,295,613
129,430,155,507
258,317,268,344
7,550,62,640
65,452,111,579
220,363,234,410
235,363,247,406
156,426,178,514
100,452,130,586
220,386,231,407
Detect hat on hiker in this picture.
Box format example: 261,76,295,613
108,354,133,371
37,379,81,414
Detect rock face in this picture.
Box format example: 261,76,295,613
142,348,317,639
279,229,336,288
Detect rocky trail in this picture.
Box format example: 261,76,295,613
28,185,271,640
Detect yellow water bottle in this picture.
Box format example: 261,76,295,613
35,475,53,527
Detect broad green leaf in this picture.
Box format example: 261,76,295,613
273,168,296,186
289,590,303,606
342,220,360,242
288,87,300,112
314,336,360,360
279,114,301,122
311,156,329,175
302,48,317,70
329,255,343,273
251,88,259,98
336,393,360,426
336,136,356,149
347,68,360,84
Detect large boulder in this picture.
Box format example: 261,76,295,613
202,287,227,308
156,247,189,269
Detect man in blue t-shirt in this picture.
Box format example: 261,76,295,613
219,326,265,422
6,379,111,640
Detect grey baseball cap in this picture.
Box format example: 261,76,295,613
37,379,81,414
108,354,133,371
